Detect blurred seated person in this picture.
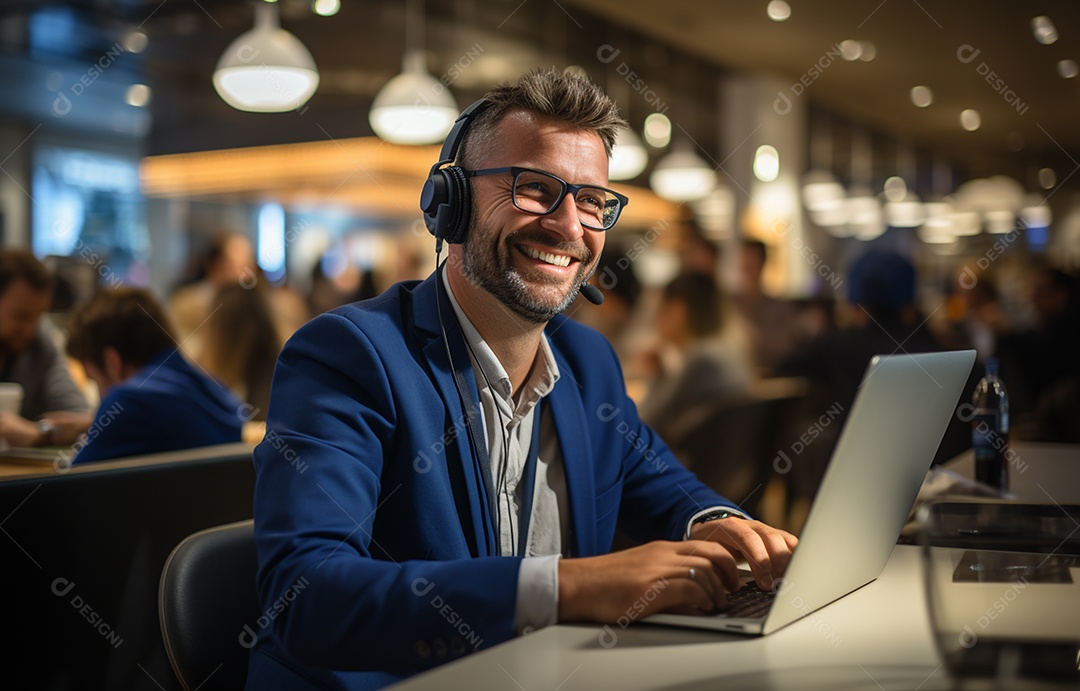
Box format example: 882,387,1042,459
569,242,643,370
65,288,244,464
199,283,282,421
733,239,798,376
170,232,257,353
638,272,753,446
935,265,1009,361
996,264,1079,416
171,232,309,354
0,249,90,447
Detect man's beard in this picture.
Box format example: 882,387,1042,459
460,223,594,324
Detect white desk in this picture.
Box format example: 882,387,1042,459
392,545,952,691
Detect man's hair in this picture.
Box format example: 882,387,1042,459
67,288,177,371
0,249,52,296
457,68,626,170
662,272,725,339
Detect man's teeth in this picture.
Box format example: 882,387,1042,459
522,246,571,267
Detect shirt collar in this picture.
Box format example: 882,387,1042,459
441,267,560,408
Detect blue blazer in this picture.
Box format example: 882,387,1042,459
71,350,243,464
246,271,741,690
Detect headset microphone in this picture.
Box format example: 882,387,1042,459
579,282,605,305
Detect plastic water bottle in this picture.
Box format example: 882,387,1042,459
971,358,1009,491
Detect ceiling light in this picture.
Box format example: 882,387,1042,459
1020,195,1052,229
1038,167,1056,189
846,188,884,240
213,2,319,113
643,112,672,148
766,1,791,22
369,51,458,144
1031,16,1058,45
802,170,845,211
609,125,648,180
984,209,1015,234
313,0,340,16
882,176,906,203
960,109,981,131
753,145,780,182
839,39,862,61
1058,59,1078,79
910,85,933,108
121,29,148,54
858,41,876,61
125,84,151,107
649,141,717,202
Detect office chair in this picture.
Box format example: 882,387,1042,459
159,520,259,691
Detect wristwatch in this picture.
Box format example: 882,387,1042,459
37,419,56,446
690,508,744,531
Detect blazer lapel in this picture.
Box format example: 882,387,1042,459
546,339,597,558
413,271,498,557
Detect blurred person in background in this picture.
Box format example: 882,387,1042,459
777,250,971,522
65,287,243,464
0,249,90,447
638,272,753,446
199,282,282,422
170,232,257,352
570,241,643,370
733,239,798,376
997,264,1080,416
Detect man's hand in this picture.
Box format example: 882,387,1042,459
0,411,44,447
40,411,93,446
558,540,743,623
687,517,798,591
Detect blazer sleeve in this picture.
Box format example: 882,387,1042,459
252,312,521,675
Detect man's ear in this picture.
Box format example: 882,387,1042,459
101,346,125,383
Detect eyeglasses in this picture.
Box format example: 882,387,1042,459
464,166,629,231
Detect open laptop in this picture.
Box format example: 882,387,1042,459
645,350,976,635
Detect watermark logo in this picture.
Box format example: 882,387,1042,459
410,577,485,651
239,575,310,648
598,577,669,648
957,45,1029,115
597,403,669,474
773,402,843,474
596,44,669,114
774,44,843,115
52,577,124,648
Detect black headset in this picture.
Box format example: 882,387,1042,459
419,99,493,247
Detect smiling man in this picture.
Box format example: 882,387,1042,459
248,69,796,691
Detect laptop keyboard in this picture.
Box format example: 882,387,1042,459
718,581,775,618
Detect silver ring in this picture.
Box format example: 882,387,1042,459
688,567,696,580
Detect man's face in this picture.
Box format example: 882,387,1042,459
0,279,50,354
457,111,609,324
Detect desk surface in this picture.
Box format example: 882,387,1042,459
392,545,950,691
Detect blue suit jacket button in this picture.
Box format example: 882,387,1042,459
415,640,432,658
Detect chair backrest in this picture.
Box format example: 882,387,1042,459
159,520,259,691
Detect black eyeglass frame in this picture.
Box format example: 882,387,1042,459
463,166,629,231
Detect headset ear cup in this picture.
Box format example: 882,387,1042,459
444,166,471,245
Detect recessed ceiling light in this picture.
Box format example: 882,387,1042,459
960,109,981,131
1038,167,1056,189
766,1,791,22
839,39,862,61
1032,16,1058,45
313,0,340,16
910,85,933,108
121,29,148,54
1058,59,1079,79
125,84,151,107
643,112,672,148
